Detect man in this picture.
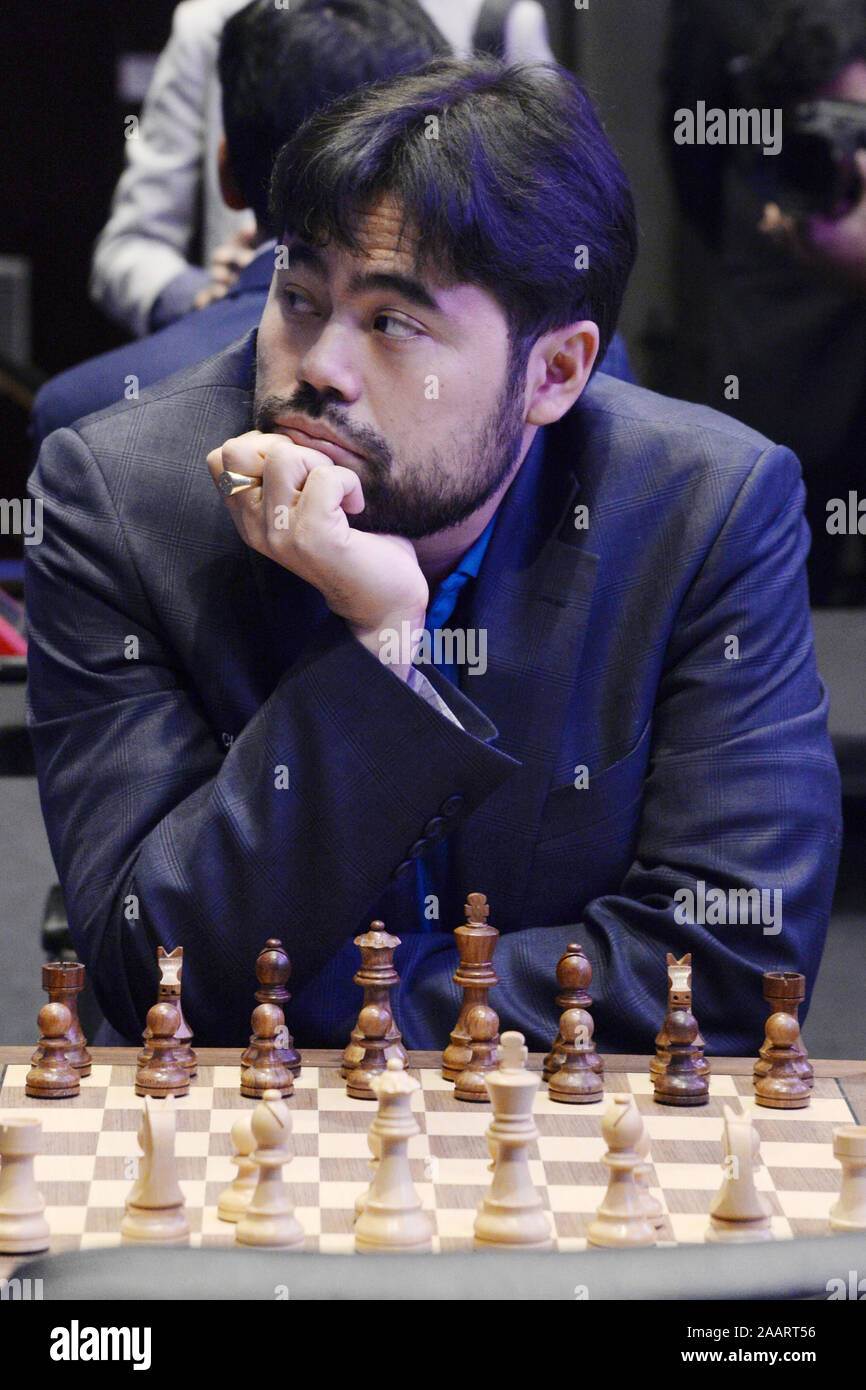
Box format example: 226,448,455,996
26,60,841,1054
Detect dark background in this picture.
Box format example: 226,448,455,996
0,1,178,377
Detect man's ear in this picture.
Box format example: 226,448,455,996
525,322,600,426
217,136,248,211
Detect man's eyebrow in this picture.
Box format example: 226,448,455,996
283,242,326,274
283,242,442,313
347,270,441,313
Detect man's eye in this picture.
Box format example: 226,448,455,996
282,288,318,314
374,313,421,340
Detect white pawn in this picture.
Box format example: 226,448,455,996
587,1094,657,1248
706,1105,772,1243
121,1096,190,1244
829,1125,866,1232
217,1113,257,1223
474,1031,552,1250
354,1059,433,1253
635,1123,665,1236
236,1089,304,1250
0,1118,50,1255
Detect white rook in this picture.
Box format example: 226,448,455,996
0,1118,50,1254
830,1125,866,1232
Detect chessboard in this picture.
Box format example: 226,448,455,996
2,1047,864,1275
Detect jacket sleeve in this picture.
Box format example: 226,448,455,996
475,445,840,1055
25,427,518,1043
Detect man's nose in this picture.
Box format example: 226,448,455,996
296,320,362,402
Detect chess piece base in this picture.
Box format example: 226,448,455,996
653,1083,709,1107
829,1210,866,1233
753,1088,810,1110
217,1190,254,1223
586,1217,656,1248
441,1047,472,1083
345,1066,384,1100
235,1213,305,1249
121,1207,191,1243
25,1077,79,1099
354,1209,434,1253
706,1214,772,1243
548,1072,604,1104
474,1206,553,1250
454,1071,494,1102
134,1078,189,1099
240,1072,293,1100
0,1216,50,1255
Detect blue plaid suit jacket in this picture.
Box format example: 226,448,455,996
25,331,841,1052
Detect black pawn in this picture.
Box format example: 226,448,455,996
26,1003,80,1098
345,1004,391,1100
548,1008,604,1104
653,1008,709,1107
454,1004,500,1102
135,1003,189,1098
240,1003,294,1099
754,1012,811,1110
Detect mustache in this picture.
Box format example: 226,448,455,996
254,384,391,476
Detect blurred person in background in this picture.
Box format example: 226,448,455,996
666,0,866,604
90,0,254,339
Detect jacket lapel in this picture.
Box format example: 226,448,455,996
456,417,599,927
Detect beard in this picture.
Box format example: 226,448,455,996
253,343,529,540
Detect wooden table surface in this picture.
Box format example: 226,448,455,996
3,1047,866,1121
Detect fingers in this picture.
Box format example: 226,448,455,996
206,431,266,489
209,241,258,289
193,282,229,310
209,431,328,494
210,433,366,563
212,245,257,273
294,463,365,525
759,202,795,238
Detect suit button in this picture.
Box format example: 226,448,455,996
408,839,429,859
393,859,414,878
440,795,464,817
424,816,446,841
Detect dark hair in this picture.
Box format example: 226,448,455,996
218,0,450,226
753,0,866,106
269,58,637,363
